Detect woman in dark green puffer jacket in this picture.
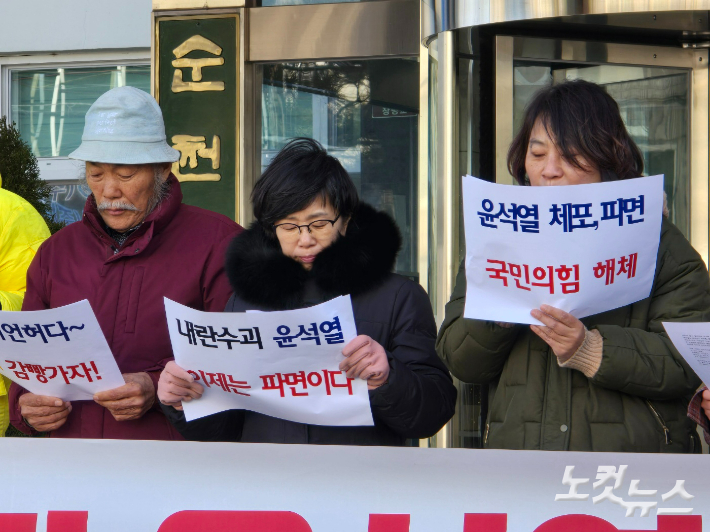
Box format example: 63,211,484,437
436,80,710,453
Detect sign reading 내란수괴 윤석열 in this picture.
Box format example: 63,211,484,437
462,174,664,324
164,295,373,426
0,438,706,531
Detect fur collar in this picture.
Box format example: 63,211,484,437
226,203,401,310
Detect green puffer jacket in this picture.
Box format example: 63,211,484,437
436,219,710,453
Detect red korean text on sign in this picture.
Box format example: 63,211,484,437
260,369,354,397
486,260,580,294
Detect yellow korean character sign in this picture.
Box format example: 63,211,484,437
155,14,238,219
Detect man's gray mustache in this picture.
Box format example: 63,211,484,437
97,201,139,212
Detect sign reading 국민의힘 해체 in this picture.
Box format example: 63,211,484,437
462,175,664,324
0,300,125,400
164,295,374,426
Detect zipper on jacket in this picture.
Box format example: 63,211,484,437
484,422,490,446
645,400,672,445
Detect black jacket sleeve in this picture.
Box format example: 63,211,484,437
160,402,246,442
368,280,457,438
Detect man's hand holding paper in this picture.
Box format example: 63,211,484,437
18,394,72,432
93,372,156,422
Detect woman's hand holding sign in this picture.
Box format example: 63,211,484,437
530,305,585,363
157,361,204,411
340,335,390,390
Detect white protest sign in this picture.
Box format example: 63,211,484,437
462,175,664,324
0,300,125,400
0,439,708,532
164,295,373,426
662,322,710,385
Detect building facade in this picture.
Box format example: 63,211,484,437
2,0,709,450
0,0,153,224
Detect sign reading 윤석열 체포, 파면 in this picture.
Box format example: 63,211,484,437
462,174,664,324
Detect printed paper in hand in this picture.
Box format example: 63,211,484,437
662,322,710,384
164,295,373,426
462,175,664,324
0,300,125,400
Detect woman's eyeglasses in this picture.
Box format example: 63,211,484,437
273,215,340,240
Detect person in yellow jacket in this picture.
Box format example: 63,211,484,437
0,171,50,436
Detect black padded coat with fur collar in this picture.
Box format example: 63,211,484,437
162,203,457,445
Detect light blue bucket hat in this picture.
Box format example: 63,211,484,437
68,86,180,164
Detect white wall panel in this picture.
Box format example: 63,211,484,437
0,0,151,54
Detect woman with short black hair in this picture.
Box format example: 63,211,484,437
159,138,457,445
437,80,710,453
506,79,644,184
252,137,359,227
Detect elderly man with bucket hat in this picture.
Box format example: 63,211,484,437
9,87,242,439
